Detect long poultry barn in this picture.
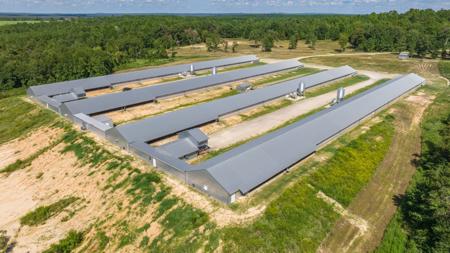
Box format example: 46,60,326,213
27,55,259,97
59,60,302,116
129,73,425,203
106,65,357,147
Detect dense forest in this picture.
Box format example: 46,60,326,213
0,9,449,90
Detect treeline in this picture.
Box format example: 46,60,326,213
0,9,449,90
376,81,449,253
400,86,449,252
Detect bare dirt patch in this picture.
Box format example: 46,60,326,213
0,134,163,252
0,127,63,169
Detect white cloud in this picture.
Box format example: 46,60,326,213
0,0,447,13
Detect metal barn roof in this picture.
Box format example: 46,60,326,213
52,93,79,103
159,138,200,159
109,65,355,144
61,60,302,116
299,65,356,88
196,73,424,194
73,113,112,132
27,55,259,97
180,128,209,144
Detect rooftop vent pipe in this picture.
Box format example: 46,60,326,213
297,81,305,96
336,87,345,103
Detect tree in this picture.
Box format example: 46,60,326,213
205,32,221,52
308,33,318,49
288,35,298,50
249,30,262,46
407,30,420,56
261,35,274,52
185,28,200,46
339,33,348,52
349,28,366,50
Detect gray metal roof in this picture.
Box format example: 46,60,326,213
61,60,302,116
73,113,112,131
299,65,356,88
159,138,199,159
181,128,208,144
37,95,62,108
196,73,425,194
109,65,355,143
52,93,79,103
27,55,259,97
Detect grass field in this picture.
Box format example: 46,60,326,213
303,54,443,81
0,20,41,26
0,97,57,145
176,39,355,60
438,60,450,80
374,83,449,252
220,115,395,252
374,213,409,253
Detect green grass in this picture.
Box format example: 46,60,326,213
438,60,450,80
95,231,110,251
0,230,11,253
375,83,449,252
308,115,395,206
302,54,413,74
60,130,136,187
43,230,84,253
116,222,138,249
374,213,410,253
20,196,79,226
0,97,57,145
0,20,41,26
155,198,178,218
222,185,339,252
220,116,396,252
149,204,210,252
126,172,161,208
305,75,369,97
0,87,26,99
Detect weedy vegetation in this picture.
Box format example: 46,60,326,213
20,196,79,226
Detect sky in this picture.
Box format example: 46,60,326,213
0,0,448,14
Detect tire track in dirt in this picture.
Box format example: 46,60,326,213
316,92,433,253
